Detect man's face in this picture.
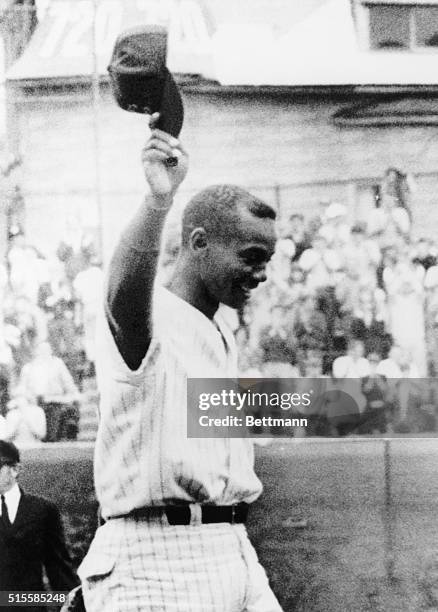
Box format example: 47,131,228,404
0,463,18,494
200,210,276,309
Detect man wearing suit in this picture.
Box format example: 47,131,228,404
0,440,79,611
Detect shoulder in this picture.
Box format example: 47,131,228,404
22,492,60,516
97,284,170,381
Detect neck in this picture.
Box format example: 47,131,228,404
1,482,16,495
168,257,219,320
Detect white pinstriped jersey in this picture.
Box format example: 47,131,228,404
94,285,263,519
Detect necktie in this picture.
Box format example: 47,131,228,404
1,494,11,529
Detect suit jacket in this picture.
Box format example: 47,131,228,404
0,490,79,610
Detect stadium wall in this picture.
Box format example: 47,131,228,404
5,83,438,258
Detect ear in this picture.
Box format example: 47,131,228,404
189,228,208,252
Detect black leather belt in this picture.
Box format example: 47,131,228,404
109,503,249,525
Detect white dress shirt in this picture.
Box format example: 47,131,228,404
1,482,21,524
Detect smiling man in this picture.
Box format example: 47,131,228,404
78,115,281,611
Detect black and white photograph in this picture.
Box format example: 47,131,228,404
1,0,438,610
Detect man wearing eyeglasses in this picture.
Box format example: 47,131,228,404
0,440,79,611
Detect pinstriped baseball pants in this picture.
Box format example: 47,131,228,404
78,515,283,611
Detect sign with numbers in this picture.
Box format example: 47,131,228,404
7,0,215,81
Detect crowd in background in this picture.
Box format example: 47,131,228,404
236,167,438,435
1,166,438,443
0,231,103,445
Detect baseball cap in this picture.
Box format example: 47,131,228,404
108,25,184,138
0,440,20,465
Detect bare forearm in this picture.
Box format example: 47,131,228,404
106,194,173,369
106,116,188,369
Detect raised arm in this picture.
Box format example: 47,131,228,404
105,114,188,370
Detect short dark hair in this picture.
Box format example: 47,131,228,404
0,440,20,465
181,184,276,247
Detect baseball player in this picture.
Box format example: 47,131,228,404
78,114,282,611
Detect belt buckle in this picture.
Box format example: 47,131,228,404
189,503,202,526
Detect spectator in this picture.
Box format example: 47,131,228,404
0,440,80,606
346,286,392,358
376,245,397,290
269,263,308,313
367,192,410,248
288,213,312,262
318,202,351,248
8,237,46,305
38,257,74,314
384,253,427,376
5,296,45,374
315,286,348,372
259,304,295,365
412,238,437,272
332,339,370,379
19,342,79,442
341,223,380,298
358,351,391,434
73,259,103,366
376,345,418,378
293,293,327,358
267,237,295,291
47,300,84,385
381,166,413,220
299,235,342,291
238,347,263,378
4,390,46,445
307,198,331,238
377,346,421,429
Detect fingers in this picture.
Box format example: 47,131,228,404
148,112,182,152
148,112,160,129
145,113,185,166
148,113,178,143
145,138,181,159
142,149,175,164
144,138,182,161
149,129,179,147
